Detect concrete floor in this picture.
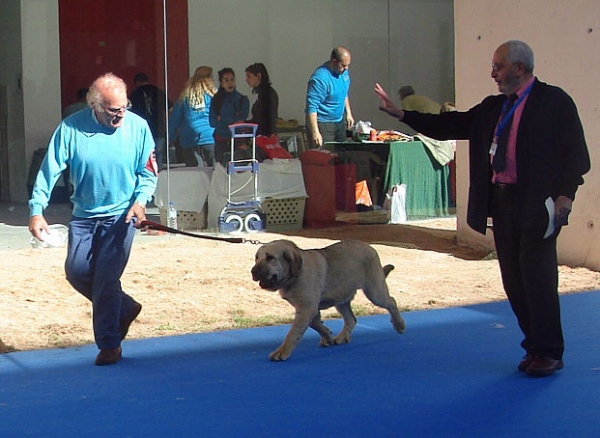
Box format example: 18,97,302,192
0,202,163,251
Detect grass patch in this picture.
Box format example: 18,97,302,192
229,310,293,329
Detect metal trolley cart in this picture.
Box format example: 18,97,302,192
218,123,266,233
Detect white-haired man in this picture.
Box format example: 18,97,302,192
29,72,157,366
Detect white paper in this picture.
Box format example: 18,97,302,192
544,197,555,239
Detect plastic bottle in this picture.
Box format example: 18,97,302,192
168,202,178,230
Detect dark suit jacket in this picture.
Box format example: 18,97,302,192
403,78,590,235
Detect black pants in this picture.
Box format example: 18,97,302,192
491,184,564,360
181,145,214,167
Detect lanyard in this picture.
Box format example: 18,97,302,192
494,82,534,139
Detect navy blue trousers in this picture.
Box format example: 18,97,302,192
65,214,137,349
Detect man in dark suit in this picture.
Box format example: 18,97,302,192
375,40,590,377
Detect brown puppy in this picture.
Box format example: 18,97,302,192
251,239,406,361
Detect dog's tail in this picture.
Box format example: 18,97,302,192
383,264,394,277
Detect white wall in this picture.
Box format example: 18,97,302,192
0,0,62,201
186,0,454,130
454,0,600,269
20,0,62,198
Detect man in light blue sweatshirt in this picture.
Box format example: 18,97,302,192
305,46,355,147
28,73,157,366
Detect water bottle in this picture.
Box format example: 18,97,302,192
167,202,178,230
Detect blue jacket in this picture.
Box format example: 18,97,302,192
209,89,249,139
168,94,215,148
305,63,350,123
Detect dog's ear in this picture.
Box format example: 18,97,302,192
283,246,303,277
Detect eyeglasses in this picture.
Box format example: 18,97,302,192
492,62,519,72
101,100,132,116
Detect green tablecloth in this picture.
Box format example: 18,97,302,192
326,140,452,219
383,140,451,219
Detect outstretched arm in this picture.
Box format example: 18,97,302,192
374,83,404,120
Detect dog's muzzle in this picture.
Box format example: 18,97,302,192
251,264,279,290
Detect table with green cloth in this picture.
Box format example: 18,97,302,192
384,140,451,219
329,140,452,219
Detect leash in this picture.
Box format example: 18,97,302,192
140,220,264,245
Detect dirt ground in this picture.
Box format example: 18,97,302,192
1,218,599,353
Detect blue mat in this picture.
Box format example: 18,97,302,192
2,291,599,437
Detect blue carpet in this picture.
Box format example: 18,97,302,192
2,291,599,437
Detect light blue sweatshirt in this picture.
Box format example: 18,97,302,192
29,108,157,218
305,63,350,123
168,94,215,148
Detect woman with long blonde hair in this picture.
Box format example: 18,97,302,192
168,66,217,166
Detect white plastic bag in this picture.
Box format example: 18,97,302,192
30,224,69,249
387,184,407,224
354,120,372,134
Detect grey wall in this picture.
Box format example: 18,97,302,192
0,0,26,201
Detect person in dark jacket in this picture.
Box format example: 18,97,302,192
245,62,279,136
129,72,172,169
375,40,590,377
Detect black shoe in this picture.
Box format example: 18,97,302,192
119,301,142,341
95,346,122,366
518,354,535,372
525,356,564,377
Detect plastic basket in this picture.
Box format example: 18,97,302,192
159,204,207,230
261,197,306,232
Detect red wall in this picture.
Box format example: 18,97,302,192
58,0,189,110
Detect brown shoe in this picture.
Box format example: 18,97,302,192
95,346,122,366
517,354,534,372
525,356,564,377
119,301,142,341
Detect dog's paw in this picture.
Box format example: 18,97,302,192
333,333,351,345
319,336,335,347
269,347,291,361
392,315,406,334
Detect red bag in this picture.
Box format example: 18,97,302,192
256,134,293,159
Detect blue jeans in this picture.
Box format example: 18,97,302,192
65,214,137,349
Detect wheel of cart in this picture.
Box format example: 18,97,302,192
218,123,266,233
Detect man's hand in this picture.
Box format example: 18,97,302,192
126,202,148,229
307,112,323,147
374,83,404,120
312,131,324,148
29,215,50,241
344,97,355,129
554,195,573,227
345,112,355,130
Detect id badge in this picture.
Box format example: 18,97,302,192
489,140,498,156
